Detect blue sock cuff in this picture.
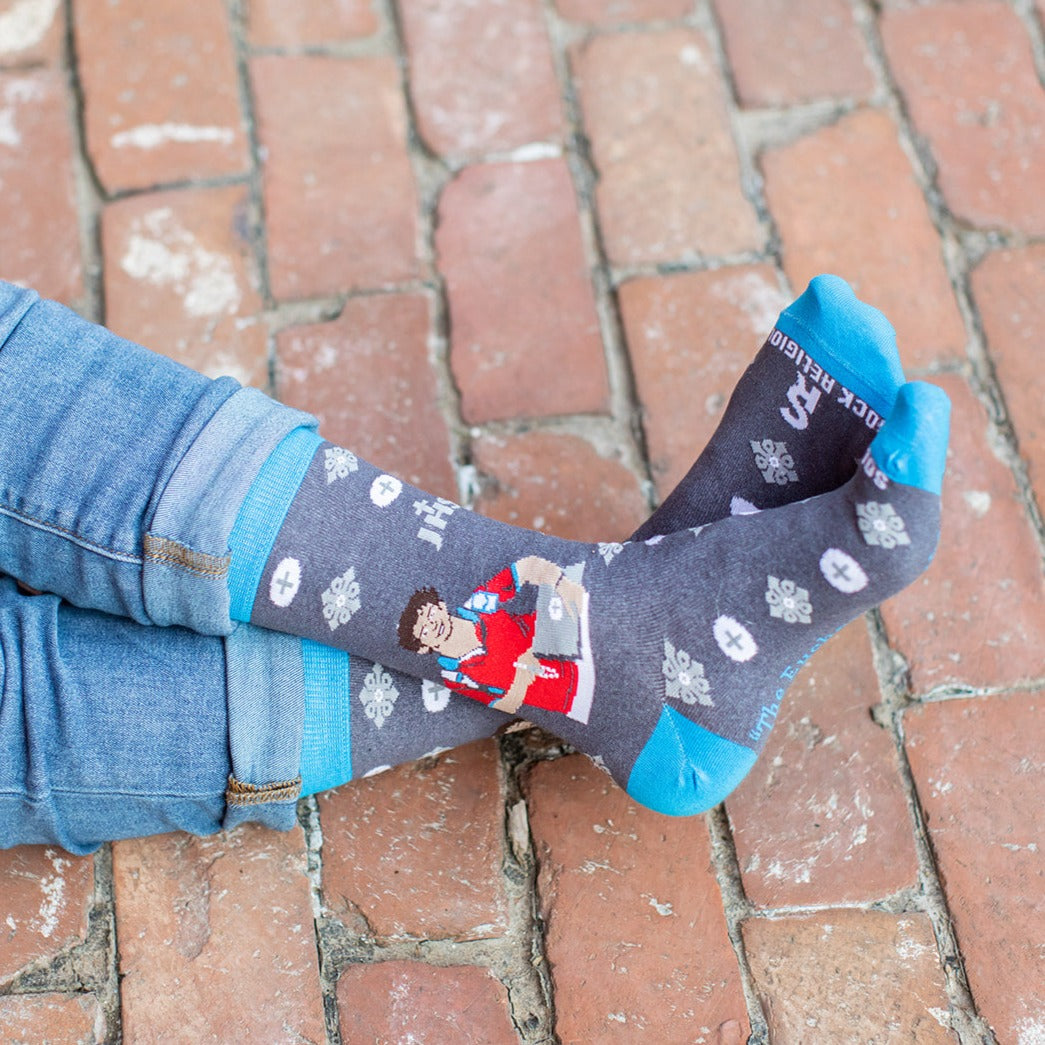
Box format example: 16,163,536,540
627,707,757,817
776,274,905,419
871,381,951,495
227,426,322,621
299,639,353,796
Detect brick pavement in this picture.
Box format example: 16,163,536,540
0,0,1042,1042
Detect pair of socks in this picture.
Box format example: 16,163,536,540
229,275,949,815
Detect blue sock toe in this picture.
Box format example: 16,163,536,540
777,274,906,418
870,381,951,494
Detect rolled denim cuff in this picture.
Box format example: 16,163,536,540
144,387,317,635
222,622,305,832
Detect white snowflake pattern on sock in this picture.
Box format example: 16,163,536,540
856,502,911,549
765,576,812,624
359,664,398,727
324,446,359,483
751,438,798,485
598,542,625,565
662,639,713,706
321,566,361,630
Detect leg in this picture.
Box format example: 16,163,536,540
0,576,301,852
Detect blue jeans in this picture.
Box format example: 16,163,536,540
0,282,319,851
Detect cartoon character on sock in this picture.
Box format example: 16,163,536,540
396,555,595,724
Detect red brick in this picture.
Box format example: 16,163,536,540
554,0,690,24
728,621,918,907
75,0,247,194
337,962,518,1043
743,910,954,1042
572,29,761,266
0,847,93,983
762,107,964,372
881,3,1045,236
398,0,562,156
905,692,1043,1045
0,0,63,67
971,245,1045,512
112,825,325,1044
620,264,788,496
246,0,378,47
0,71,82,305
880,374,1045,693
437,160,608,424
525,755,749,1043
0,994,102,1044
275,293,457,498
319,740,508,941
102,186,267,388
252,55,419,299
713,0,873,107
472,430,646,542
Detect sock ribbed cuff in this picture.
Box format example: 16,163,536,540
300,639,353,796
227,426,323,621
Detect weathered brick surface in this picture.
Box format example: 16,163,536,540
399,0,563,156
881,2,1045,236
319,741,509,941
905,692,1044,1045
337,961,518,1043
102,186,267,387
0,70,82,305
525,755,749,1043
0,847,93,984
437,160,608,423
75,0,248,193
880,373,1045,694
572,29,760,265
743,910,955,1042
246,0,378,47
472,430,646,541
728,621,918,907
971,245,1045,512
275,293,457,498
252,54,419,299
762,107,964,371
0,0,64,67
713,0,874,108
0,994,102,1044
620,264,788,495
112,825,325,1044
554,0,691,24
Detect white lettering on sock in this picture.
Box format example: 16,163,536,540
859,447,890,491
780,371,822,430
413,497,460,551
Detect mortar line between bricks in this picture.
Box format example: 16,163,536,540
224,0,276,319
380,0,479,504
863,608,998,1043
1013,0,1045,88
61,0,105,324
297,796,344,1045
93,843,123,1045
539,0,661,509
854,0,1045,564
704,806,770,1045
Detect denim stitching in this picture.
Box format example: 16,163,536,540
143,535,230,578
225,774,301,806
0,501,142,564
